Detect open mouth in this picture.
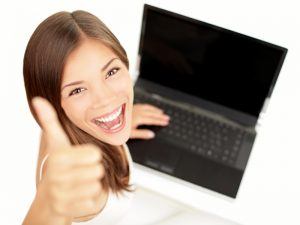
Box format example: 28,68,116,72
92,103,126,133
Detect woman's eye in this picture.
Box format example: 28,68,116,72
106,67,120,79
69,87,85,96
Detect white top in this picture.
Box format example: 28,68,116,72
39,144,136,225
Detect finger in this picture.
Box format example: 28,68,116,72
130,129,155,139
136,116,169,127
32,97,70,148
50,164,104,184
141,111,170,121
69,199,97,218
70,181,102,201
52,181,102,202
52,144,102,167
138,104,164,113
53,199,96,218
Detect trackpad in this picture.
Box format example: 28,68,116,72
143,138,182,175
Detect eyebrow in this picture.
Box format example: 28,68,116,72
61,57,119,91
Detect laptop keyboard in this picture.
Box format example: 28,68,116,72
134,92,245,167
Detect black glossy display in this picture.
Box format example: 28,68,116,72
138,5,287,117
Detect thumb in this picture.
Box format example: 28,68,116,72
32,97,71,149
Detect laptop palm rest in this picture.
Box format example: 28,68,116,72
128,137,182,175
128,136,243,198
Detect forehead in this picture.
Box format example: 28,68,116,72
62,38,117,82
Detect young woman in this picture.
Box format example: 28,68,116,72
22,10,170,225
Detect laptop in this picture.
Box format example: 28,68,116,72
127,4,287,198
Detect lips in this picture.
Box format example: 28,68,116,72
92,104,123,122
91,103,126,132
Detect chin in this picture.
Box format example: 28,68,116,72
105,135,130,146
102,127,131,146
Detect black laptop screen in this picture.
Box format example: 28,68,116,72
138,5,287,117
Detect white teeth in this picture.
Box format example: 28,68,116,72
96,106,122,123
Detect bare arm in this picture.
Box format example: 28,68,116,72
22,132,72,225
22,181,72,225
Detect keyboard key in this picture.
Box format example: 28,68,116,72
134,92,245,167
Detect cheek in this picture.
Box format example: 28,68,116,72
108,73,134,121
62,99,90,125
109,73,132,91
108,73,134,102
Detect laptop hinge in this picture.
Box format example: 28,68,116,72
255,97,270,132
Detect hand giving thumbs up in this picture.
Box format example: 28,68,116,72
32,97,106,221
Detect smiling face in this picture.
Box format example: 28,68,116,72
60,38,134,146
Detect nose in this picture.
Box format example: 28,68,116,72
90,83,117,109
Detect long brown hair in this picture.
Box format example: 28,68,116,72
23,10,131,194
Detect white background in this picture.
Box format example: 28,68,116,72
0,0,299,224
